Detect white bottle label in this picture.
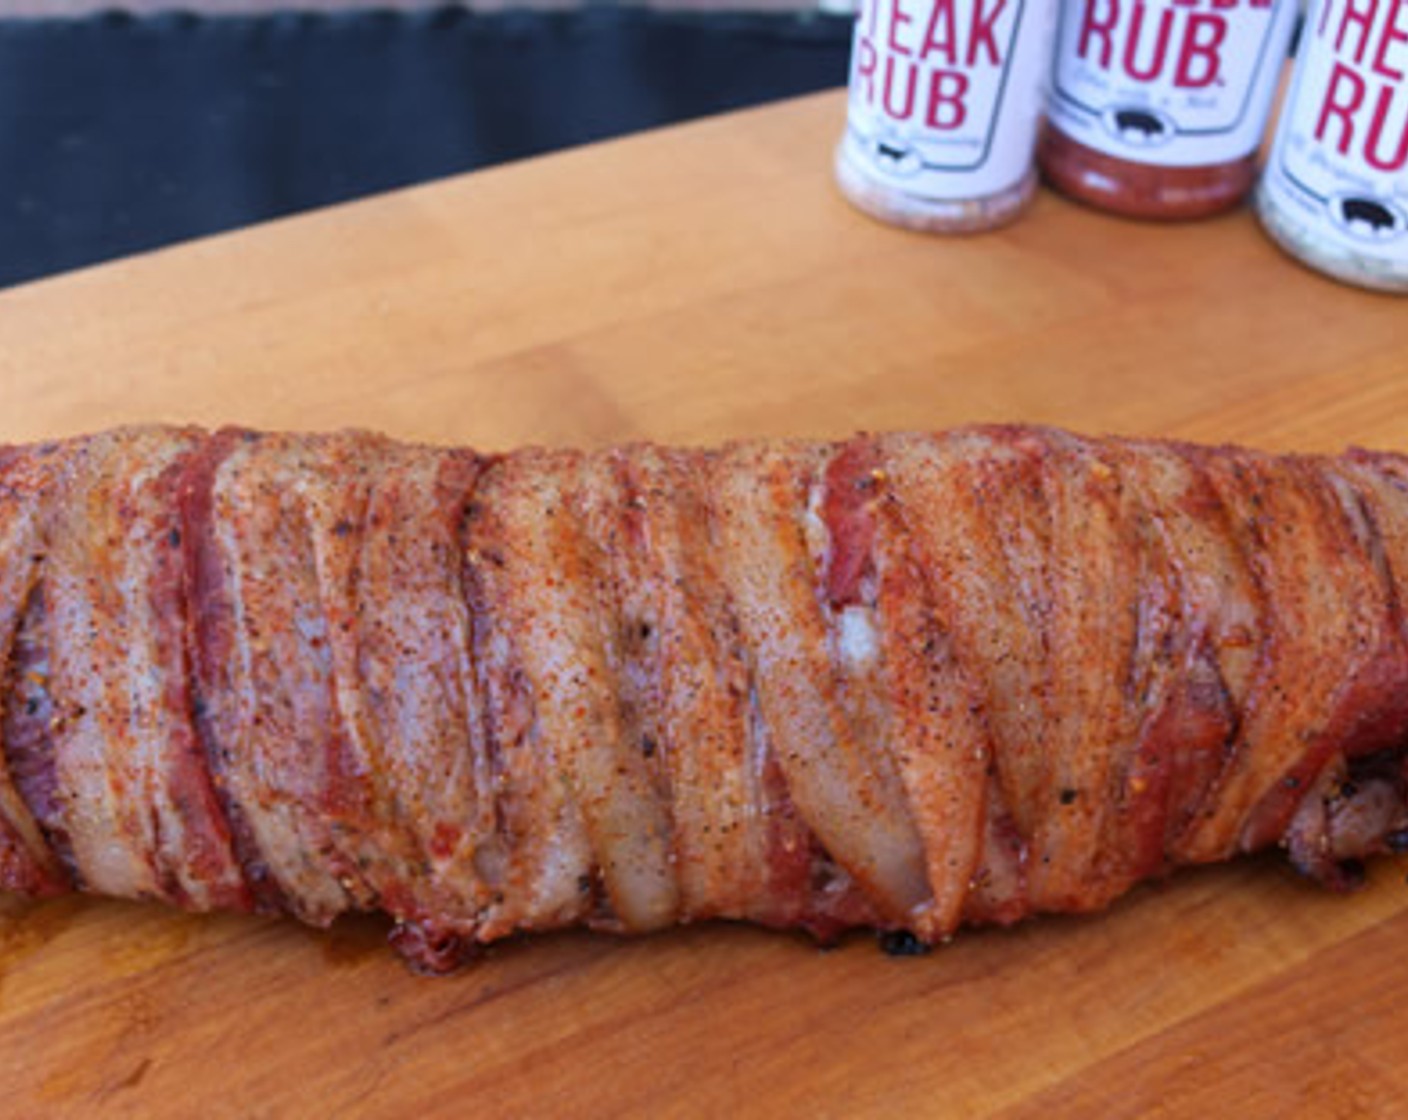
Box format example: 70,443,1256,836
1046,0,1298,167
1261,0,1408,267
840,0,1057,201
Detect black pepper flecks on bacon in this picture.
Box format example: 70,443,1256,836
4,423,1408,973
180,427,284,916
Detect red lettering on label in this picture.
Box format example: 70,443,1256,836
1301,1,1408,171
926,69,971,127
888,0,915,57
1333,0,1379,63
916,0,1010,65
1372,0,1408,80
1078,0,1118,68
1363,81,1408,170
919,0,958,64
882,55,919,119
855,36,878,102
1075,0,1248,85
1317,0,1335,37
852,0,1018,134
967,0,1009,64
863,0,880,39
1150,0,1259,9
1315,61,1366,154
1123,4,1176,81
1174,13,1226,86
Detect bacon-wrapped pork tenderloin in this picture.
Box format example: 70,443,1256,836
3,425,1408,972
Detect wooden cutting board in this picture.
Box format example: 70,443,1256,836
3,89,1408,1118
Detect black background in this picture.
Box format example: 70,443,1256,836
0,7,852,289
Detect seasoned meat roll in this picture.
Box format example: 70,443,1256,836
3,425,1408,972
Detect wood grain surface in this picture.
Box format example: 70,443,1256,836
2,90,1407,1118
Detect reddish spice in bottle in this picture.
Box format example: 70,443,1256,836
1038,0,1299,220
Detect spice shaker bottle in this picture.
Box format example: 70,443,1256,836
1039,0,1298,220
1256,0,1408,293
834,0,1059,233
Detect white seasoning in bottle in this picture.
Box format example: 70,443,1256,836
834,0,1059,233
1256,0,1408,293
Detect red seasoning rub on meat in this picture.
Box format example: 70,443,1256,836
4,424,1408,971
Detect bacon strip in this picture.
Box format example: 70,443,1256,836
43,429,247,910
712,442,929,925
3,423,1408,970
